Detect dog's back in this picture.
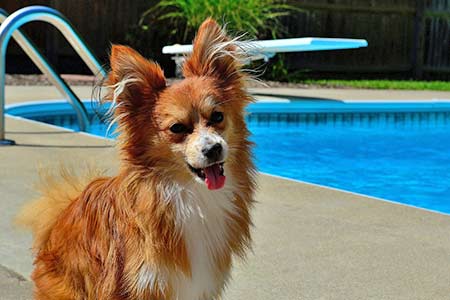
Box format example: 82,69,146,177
16,167,100,251
16,167,119,300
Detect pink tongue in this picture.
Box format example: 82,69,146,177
204,164,226,190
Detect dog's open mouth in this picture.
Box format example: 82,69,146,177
188,162,226,190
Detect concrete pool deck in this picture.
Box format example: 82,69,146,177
1,85,450,299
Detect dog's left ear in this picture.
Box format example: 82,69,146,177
183,18,244,86
108,45,166,107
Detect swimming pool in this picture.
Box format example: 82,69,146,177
6,99,450,215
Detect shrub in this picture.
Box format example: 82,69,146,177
139,0,295,42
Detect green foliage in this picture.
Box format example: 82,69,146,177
297,79,450,91
139,0,296,42
261,54,290,81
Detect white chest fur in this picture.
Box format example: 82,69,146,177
137,176,237,299
172,180,236,300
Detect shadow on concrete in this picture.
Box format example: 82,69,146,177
6,131,75,135
15,143,113,149
0,265,32,300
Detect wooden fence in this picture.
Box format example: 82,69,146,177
2,0,450,79
283,0,450,79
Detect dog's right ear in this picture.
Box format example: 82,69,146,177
108,45,166,107
183,18,244,87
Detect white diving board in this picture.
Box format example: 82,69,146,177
162,37,368,62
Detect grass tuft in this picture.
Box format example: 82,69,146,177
299,79,450,91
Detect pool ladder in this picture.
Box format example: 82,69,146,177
0,6,107,145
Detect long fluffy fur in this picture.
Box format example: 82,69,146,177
16,166,103,251
17,18,256,300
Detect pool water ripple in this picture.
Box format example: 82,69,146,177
250,123,450,214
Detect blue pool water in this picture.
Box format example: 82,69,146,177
6,100,450,214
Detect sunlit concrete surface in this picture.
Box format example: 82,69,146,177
1,85,449,299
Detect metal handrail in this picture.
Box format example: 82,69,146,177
0,6,107,144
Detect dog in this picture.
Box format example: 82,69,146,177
17,18,256,300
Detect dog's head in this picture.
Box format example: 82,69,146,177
106,18,253,190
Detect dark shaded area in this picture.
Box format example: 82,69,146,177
6,130,82,134
15,143,113,148
3,0,449,80
0,265,33,300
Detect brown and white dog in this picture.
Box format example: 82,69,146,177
17,18,256,300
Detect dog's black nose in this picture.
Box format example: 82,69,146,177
202,143,222,161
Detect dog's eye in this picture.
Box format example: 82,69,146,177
169,123,188,134
210,111,224,124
